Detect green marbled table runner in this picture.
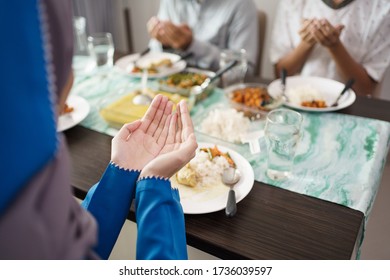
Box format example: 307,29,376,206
71,71,390,218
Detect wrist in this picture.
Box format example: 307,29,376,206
180,36,193,51
139,168,171,181
327,40,343,53
299,40,315,51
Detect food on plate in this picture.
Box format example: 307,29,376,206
230,86,274,110
301,100,327,108
199,108,250,143
176,146,236,188
200,146,236,168
61,103,74,115
161,72,208,89
287,85,327,108
131,58,173,74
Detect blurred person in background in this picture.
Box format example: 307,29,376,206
147,0,259,74
0,0,197,260
270,0,390,96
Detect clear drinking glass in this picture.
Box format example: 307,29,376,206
219,49,248,88
72,16,96,74
264,109,303,180
88,32,115,69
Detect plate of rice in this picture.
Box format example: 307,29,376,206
170,142,254,214
267,76,356,112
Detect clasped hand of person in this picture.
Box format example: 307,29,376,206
147,17,193,50
299,18,344,49
111,94,198,179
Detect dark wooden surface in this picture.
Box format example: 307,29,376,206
65,67,389,258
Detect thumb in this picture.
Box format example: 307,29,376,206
181,133,198,159
117,120,142,140
336,24,345,32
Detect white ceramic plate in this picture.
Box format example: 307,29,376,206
57,95,90,132
171,142,255,214
267,76,356,112
115,52,186,78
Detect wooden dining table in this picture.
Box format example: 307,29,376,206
65,73,390,259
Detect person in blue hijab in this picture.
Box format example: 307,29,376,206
0,0,197,260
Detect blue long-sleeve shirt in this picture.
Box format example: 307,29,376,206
82,163,187,259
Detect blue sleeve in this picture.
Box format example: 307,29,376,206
81,163,140,259
135,178,188,260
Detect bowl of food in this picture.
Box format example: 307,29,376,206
224,83,283,118
267,76,356,112
158,68,218,101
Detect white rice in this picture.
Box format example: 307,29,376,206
200,108,250,143
189,150,230,187
287,85,323,106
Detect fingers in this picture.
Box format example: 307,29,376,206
311,19,342,47
147,17,159,35
161,22,191,49
157,114,172,145
175,103,183,143
145,96,169,136
335,24,345,34
153,100,173,139
183,133,198,159
170,133,198,171
116,120,142,141
165,113,178,145
178,101,194,140
299,19,317,45
139,94,163,132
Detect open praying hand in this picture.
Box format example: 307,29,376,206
111,94,197,178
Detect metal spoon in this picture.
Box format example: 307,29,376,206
133,69,153,105
222,167,241,217
190,60,238,97
280,68,289,102
331,78,355,107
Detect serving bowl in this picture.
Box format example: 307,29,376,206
158,67,218,102
224,83,283,119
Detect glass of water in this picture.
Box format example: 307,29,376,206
72,17,96,75
264,108,303,181
219,49,248,88
88,32,114,69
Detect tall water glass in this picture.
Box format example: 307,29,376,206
264,109,303,180
219,49,248,88
72,16,96,74
88,32,114,69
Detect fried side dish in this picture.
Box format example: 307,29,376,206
131,58,173,74
301,100,327,108
176,164,197,188
231,87,273,110
61,103,74,115
131,65,158,74
163,72,208,89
